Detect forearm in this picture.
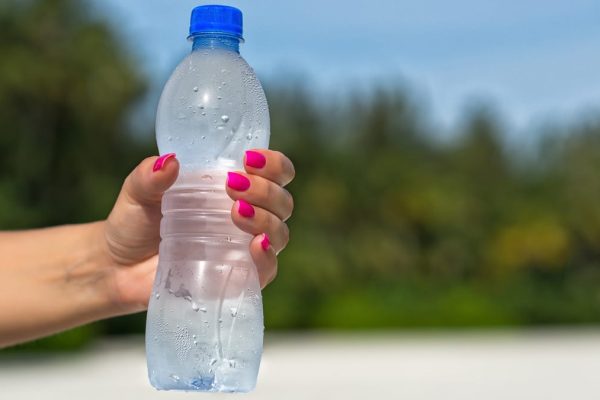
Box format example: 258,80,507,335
0,222,113,348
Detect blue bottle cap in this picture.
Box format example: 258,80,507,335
189,5,243,40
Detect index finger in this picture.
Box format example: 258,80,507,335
243,149,295,187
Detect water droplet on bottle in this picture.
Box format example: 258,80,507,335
155,293,160,299
167,136,172,142
199,306,207,313
201,135,206,140
218,318,223,324
246,132,253,140
221,115,229,123
217,96,222,100
193,86,199,92
192,334,196,339
193,340,198,345
217,126,224,131
230,307,238,317
201,112,206,116
210,358,217,366
170,374,180,382
192,302,200,312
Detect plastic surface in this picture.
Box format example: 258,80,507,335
189,5,243,39
146,6,270,393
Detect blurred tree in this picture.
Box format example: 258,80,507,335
0,0,148,228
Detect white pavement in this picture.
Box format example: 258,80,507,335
2,330,600,400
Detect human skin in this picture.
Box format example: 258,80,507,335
0,149,294,348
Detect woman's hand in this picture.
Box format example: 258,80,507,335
100,150,294,315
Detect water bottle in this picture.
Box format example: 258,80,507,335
145,5,269,392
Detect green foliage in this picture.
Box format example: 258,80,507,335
3,324,98,352
2,0,600,351
0,0,147,228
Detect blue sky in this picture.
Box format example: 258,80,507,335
95,0,600,135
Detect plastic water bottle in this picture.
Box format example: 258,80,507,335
145,5,269,392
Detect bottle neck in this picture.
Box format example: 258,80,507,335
191,33,241,53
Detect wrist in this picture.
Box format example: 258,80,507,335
65,221,118,320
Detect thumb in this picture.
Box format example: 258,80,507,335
104,154,179,265
123,154,179,206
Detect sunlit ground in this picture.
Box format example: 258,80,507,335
2,330,600,399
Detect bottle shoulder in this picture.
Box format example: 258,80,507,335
172,49,256,80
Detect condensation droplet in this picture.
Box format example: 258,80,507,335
193,86,199,92
221,115,229,123
230,307,238,317
246,132,253,140
155,293,160,299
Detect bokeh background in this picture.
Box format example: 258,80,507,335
2,0,600,398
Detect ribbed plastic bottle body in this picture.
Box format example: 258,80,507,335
146,39,269,392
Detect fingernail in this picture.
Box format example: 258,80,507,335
153,153,176,172
261,233,271,251
237,200,255,218
227,172,251,191
245,150,266,169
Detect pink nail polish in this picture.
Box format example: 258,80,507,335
153,153,176,172
227,172,251,191
245,150,266,169
260,233,270,251
238,200,255,218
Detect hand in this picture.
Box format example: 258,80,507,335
99,150,295,315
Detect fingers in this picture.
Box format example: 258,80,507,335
249,234,278,288
231,200,290,254
243,149,295,187
226,171,294,221
123,154,179,207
